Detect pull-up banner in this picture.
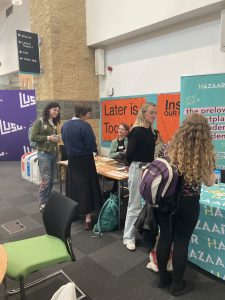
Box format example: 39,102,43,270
157,93,180,143
0,90,36,161
181,73,225,169
101,97,146,141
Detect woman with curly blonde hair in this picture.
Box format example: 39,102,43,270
156,113,216,296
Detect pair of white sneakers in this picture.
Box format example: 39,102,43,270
146,250,173,272
124,241,136,251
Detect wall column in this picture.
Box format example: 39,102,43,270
29,0,100,144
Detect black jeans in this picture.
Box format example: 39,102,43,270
156,195,200,286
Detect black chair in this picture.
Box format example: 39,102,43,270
3,191,86,300
59,145,68,161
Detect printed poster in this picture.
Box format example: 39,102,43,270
157,93,180,143
181,74,225,169
0,90,36,161
101,97,146,141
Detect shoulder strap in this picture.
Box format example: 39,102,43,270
39,117,44,133
157,158,174,198
93,197,110,235
93,194,119,235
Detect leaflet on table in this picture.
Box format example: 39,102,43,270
106,170,128,177
95,162,105,166
200,184,225,208
96,167,111,173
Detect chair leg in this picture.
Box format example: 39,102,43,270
3,277,7,289
19,278,26,300
61,270,86,300
4,270,86,300
4,277,26,300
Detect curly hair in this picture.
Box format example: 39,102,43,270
42,102,61,125
166,113,216,184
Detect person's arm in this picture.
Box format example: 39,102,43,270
82,123,97,152
31,119,59,143
124,138,128,151
109,140,119,159
30,119,47,143
126,130,138,165
158,144,167,158
154,141,165,159
203,173,216,187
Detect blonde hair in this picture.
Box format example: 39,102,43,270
166,113,216,184
132,102,156,130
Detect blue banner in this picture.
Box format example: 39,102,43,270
0,90,36,161
181,73,225,169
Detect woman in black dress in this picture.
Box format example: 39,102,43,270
62,105,102,230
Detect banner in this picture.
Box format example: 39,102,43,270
101,97,146,141
181,74,225,169
188,185,225,280
0,90,36,161
157,93,180,143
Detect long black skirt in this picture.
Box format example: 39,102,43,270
66,154,102,215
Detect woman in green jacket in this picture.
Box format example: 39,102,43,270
31,102,61,212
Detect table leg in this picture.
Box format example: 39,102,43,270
59,165,62,195
102,175,105,192
118,180,121,229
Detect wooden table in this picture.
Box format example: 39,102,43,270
0,244,7,284
57,157,129,228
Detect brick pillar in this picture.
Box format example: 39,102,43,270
29,0,100,146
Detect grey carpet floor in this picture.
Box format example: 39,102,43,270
0,161,225,300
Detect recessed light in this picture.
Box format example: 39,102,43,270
12,0,23,6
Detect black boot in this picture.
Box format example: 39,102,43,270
158,271,173,288
171,280,194,296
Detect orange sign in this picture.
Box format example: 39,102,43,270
101,97,146,141
157,93,180,143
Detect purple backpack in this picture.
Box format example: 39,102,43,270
139,158,179,209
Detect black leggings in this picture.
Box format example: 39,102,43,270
156,195,200,285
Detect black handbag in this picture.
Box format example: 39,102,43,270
134,203,159,252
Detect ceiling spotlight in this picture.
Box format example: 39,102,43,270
12,0,23,5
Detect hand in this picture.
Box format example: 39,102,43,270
55,135,61,142
124,166,129,172
141,166,148,177
49,135,60,143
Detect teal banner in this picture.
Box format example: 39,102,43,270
181,73,225,169
188,184,225,280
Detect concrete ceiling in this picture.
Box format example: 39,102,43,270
0,0,12,12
